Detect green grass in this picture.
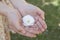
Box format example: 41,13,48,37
11,0,60,40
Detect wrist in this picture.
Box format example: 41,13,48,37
8,0,28,8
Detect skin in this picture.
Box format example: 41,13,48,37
9,0,47,37
0,0,47,37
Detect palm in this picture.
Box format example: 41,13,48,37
15,3,47,34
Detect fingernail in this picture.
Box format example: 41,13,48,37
33,35,36,37
43,17,45,20
18,29,26,33
41,16,45,20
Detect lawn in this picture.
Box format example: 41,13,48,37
11,0,60,40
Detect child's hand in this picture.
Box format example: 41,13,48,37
9,0,47,35
19,4,47,34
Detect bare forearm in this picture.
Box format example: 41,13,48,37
0,2,15,16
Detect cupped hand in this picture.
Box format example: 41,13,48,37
9,0,47,36
17,4,47,34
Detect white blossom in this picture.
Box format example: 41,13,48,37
22,15,35,26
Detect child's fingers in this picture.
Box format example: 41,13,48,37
25,26,40,34
36,7,45,20
9,24,36,37
18,31,36,37
37,16,47,32
36,21,44,33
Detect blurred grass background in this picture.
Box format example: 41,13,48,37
11,0,60,40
